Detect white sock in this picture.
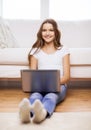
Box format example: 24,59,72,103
32,99,47,123
19,98,31,123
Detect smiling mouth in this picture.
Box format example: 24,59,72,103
44,36,53,39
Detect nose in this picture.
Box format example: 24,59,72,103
46,31,50,35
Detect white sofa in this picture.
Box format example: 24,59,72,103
0,20,91,81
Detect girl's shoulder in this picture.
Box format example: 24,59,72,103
29,47,40,55
29,47,41,59
57,45,70,56
62,45,69,51
58,45,69,51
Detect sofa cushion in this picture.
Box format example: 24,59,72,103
0,48,30,65
0,17,18,48
0,48,91,66
0,65,90,78
70,66,91,78
70,48,91,65
8,20,91,48
0,65,29,78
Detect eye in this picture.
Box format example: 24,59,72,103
50,29,54,31
42,29,46,32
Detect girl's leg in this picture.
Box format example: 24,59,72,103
29,92,43,104
41,84,67,117
29,92,47,123
42,93,58,116
56,84,68,104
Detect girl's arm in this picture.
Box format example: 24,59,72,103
60,54,70,84
29,55,38,69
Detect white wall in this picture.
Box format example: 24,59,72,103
1,0,91,21
0,0,2,16
40,0,49,19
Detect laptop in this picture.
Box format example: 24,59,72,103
21,69,60,92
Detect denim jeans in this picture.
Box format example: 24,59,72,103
29,85,67,116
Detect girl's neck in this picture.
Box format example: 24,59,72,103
42,42,56,54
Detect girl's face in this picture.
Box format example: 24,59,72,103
42,23,55,44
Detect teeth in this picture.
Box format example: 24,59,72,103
45,36,51,38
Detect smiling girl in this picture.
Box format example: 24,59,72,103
19,19,70,123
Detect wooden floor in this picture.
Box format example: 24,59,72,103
0,87,91,112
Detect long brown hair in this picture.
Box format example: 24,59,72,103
28,19,62,62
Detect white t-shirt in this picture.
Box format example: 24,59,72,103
30,46,70,77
